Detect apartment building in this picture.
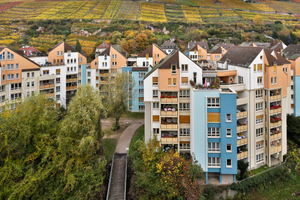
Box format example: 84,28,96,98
160,40,179,55
218,46,290,168
122,44,167,112
187,40,209,50
282,44,300,116
184,44,208,61
29,41,87,108
209,43,235,63
241,39,287,53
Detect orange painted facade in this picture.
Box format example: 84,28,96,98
158,68,180,91
111,46,127,69
288,57,300,76
48,42,64,64
153,45,167,66
0,48,39,84
197,45,207,60
78,53,87,65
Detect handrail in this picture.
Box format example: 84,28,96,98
106,154,115,200
124,154,128,200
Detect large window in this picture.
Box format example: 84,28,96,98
256,115,263,124
256,142,264,150
152,77,158,85
139,73,145,79
257,77,262,84
172,65,176,74
180,128,190,136
226,114,232,122
226,159,232,168
256,127,263,137
226,129,232,137
256,153,264,163
139,89,144,95
179,90,190,98
208,157,220,167
181,64,188,72
139,81,143,86
207,98,220,107
180,143,190,149
7,51,14,60
153,128,159,134
208,127,220,137
256,102,263,111
256,90,263,98
208,142,220,152
153,90,158,98
179,103,190,111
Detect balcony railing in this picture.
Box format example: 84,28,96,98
237,151,248,160
66,78,77,82
237,111,247,119
266,94,281,102
237,124,248,133
161,98,178,103
161,137,178,144
266,132,282,141
270,145,282,154
161,111,178,116
99,73,109,76
237,97,248,105
270,107,282,114
161,124,178,130
66,86,77,90
270,121,282,128
40,84,54,90
237,137,248,147
46,93,54,98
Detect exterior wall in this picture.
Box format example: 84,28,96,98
137,57,153,67
153,45,166,66
158,68,180,91
48,42,64,64
210,53,222,61
29,56,48,65
21,70,40,99
295,76,300,116
144,102,151,142
111,46,127,69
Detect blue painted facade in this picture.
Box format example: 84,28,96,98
192,89,237,184
81,64,87,86
294,76,300,116
122,67,151,112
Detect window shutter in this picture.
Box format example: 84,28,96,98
153,77,158,82
182,77,188,83
168,78,171,85
153,115,159,122
207,113,220,123
56,69,60,73
179,116,190,123
254,64,256,71
256,115,263,120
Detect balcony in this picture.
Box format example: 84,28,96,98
40,74,56,81
66,78,77,82
161,137,178,144
237,151,248,160
266,132,282,141
66,86,77,90
266,94,281,102
270,107,281,115
161,97,178,103
99,73,109,76
237,137,248,147
161,111,178,116
220,83,245,92
237,111,247,119
237,124,248,133
270,121,282,128
270,145,281,154
40,84,54,90
237,97,248,105
46,93,54,98
161,124,178,130
179,136,190,141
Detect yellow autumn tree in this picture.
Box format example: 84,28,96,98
253,15,264,26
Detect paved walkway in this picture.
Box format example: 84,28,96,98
115,120,144,154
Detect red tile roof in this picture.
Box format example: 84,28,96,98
18,46,41,56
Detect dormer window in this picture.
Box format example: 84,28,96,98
104,55,107,60
172,65,176,74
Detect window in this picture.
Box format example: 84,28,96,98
215,55,220,59
157,54,160,58
57,51,59,56
43,70,49,75
27,82,30,88
61,51,63,56
292,85,294,90
226,159,232,168
256,102,263,111
171,65,176,74
31,91,34,95
0,85,5,92
179,90,190,98
208,142,220,152
139,81,143,86
257,64,262,71
180,143,190,149
56,95,60,100
256,127,264,137
271,77,273,85
226,114,232,122
256,142,264,150
292,95,294,100
257,77,262,84
238,76,244,84
180,128,190,136
11,83,21,90
138,97,144,103
7,52,14,60
7,74,14,80
256,153,264,163
179,103,190,111
16,64,19,69
256,90,263,98
227,144,232,152
153,77,158,85
207,98,220,107
208,157,220,167
173,78,176,86
2,75,5,81
31,72,34,78
208,127,220,137
168,78,171,86
226,129,232,137
87,72,91,77
256,115,263,124
0,52,4,60
56,78,60,83
2,65,5,71
153,90,158,98
153,128,159,134
264,64,267,73
275,77,277,85
291,76,294,81
27,92,30,97
274,64,277,73
139,89,144,95
139,73,145,79
16,73,19,79
254,64,256,71
7,64,14,70
153,102,159,109
139,105,145,111
181,77,188,84
31,82,34,87
181,64,188,72
112,54,114,59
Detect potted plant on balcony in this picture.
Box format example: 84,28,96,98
167,95,171,98
190,80,195,86
172,108,176,112
164,108,167,112
161,95,165,98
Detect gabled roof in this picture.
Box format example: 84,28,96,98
218,43,235,50
274,52,290,65
96,41,110,49
0,47,6,52
112,45,129,58
19,46,41,56
253,42,270,49
138,43,166,57
48,41,86,55
282,44,300,60
270,42,284,52
264,50,279,66
161,40,177,49
219,46,263,68
209,45,223,54
99,47,110,56
240,42,255,47
188,41,208,50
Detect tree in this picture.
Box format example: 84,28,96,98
287,114,300,146
272,31,278,39
21,35,30,45
75,40,82,53
238,160,249,180
135,32,149,52
253,15,264,26
102,71,135,130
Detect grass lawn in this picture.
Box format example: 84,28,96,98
103,138,118,161
249,165,271,175
122,112,144,119
129,125,144,155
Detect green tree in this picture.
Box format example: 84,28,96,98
238,160,249,180
21,35,30,45
102,71,135,130
75,40,82,53
287,114,300,146
272,31,278,39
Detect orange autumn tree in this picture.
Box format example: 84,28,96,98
128,137,204,199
